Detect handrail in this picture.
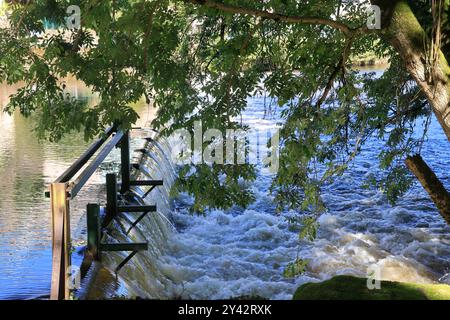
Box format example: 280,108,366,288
54,126,115,184
69,130,124,198
48,126,131,300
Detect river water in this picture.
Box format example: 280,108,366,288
0,75,449,300
157,96,450,300
0,80,155,299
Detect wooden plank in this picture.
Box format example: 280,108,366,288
50,183,70,300
70,131,124,198
101,242,148,252
117,205,157,213
63,186,71,300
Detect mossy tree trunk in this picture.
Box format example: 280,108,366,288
372,1,450,224
373,0,450,141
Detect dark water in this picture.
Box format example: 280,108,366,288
0,81,155,299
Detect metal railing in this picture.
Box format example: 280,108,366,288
47,125,165,300
47,126,130,300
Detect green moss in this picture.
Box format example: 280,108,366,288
390,1,450,78
391,1,426,50
293,276,450,300
390,1,450,82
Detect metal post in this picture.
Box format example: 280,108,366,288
120,130,131,193
50,183,71,300
87,204,101,261
104,174,118,227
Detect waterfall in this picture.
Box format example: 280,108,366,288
78,96,450,300
82,132,180,299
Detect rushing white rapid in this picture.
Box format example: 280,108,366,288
99,95,450,300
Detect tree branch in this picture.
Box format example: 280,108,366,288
184,0,363,36
316,37,354,108
405,154,450,225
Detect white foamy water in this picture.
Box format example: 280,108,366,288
152,96,450,300
99,93,449,300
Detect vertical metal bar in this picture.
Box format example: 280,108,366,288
120,131,131,193
104,174,118,227
87,204,101,261
50,183,71,300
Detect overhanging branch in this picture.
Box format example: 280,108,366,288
405,154,450,225
316,37,354,108
184,0,368,37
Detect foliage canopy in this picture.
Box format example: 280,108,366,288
1,0,449,229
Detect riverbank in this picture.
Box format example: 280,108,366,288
293,276,450,300
351,52,390,68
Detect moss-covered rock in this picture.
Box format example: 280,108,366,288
293,275,450,300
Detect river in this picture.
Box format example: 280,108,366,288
0,75,449,300
0,80,155,299
158,94,450,299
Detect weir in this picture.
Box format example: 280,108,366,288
43,98,449,300
46,126,176,300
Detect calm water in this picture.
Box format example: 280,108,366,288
0,81,155,299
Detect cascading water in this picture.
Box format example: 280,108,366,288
81,131,179,299
84,94,449,300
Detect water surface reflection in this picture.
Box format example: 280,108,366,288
0,80,154,299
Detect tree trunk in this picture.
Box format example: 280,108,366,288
375,1,450,141
372,1,450,224
405,155,450,225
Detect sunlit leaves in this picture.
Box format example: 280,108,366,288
172,163,257,214
283,258,309,278
0,0,437,216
